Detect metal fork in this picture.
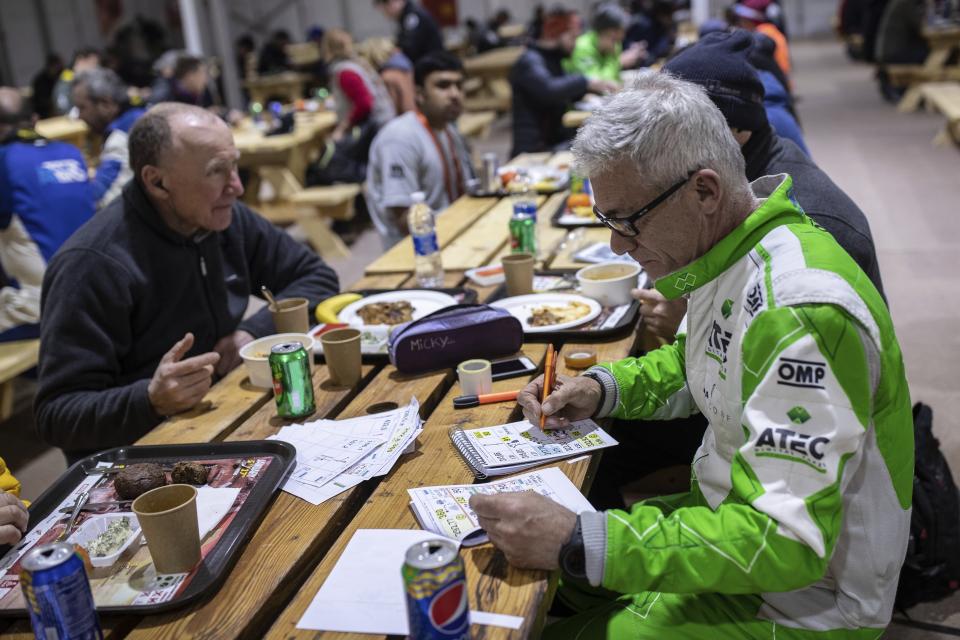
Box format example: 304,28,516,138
56,491,90,542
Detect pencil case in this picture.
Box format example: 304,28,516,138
388,304,523,374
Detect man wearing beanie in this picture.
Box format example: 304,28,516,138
586,29,886,513
509,7,619,156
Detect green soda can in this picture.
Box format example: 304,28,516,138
269,342,315,418
509,209,537,254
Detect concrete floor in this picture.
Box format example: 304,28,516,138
5,37,960,636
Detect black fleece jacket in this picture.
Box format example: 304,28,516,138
35,180,339,456
509,45,589,157
744,126,886,300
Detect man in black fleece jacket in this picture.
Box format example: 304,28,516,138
35,103,339,460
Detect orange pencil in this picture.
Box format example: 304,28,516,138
540,344,557,429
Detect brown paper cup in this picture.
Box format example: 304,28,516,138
271,298,310,334
502,253,535,297
321,328,362,387
133,484,201,574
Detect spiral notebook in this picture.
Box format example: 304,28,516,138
448,418,618,479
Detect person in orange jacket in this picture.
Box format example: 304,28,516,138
732,2,791,78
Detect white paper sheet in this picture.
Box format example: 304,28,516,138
296,529,455,635
408,467,595,545
464,419,618,470
195,485,241,540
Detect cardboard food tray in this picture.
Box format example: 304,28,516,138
549,196,603,228
0,440,295,617
486,277,640,341
319,287,478,362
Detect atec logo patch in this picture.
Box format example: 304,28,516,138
756,427,830,472
776,357,826,389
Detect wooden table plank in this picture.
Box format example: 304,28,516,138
122,360,453,640
441,196,546,271
262,343,548,639
364,197,498,275
135,366,270,446
547,226,611,271
0,339,39,383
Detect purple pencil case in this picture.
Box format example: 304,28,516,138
388,304,523,373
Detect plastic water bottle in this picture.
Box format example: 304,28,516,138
509,174,538,256
408,192,444,288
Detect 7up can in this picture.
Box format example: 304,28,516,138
269,342,315,419
402,539,469,639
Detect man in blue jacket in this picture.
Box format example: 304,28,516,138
0,88,94,342
72,68,145,210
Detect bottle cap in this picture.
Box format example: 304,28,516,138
411,191,426,203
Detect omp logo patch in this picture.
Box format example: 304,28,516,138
776,357,826,389
756,427,829,472
744,282,763,316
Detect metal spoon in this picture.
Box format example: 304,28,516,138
56,491,90,542
261,285,278,310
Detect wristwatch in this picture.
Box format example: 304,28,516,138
558,515,586,579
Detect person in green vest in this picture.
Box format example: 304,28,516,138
566,2,646,83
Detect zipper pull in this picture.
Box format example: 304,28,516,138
200,256,207,277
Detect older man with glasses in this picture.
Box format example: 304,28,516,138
468,71,913,639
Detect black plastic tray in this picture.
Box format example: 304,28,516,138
0,440,295,617
549,196,603,228
324,287,478,362
486,278,640,342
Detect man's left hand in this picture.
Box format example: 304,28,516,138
469,491,577,570
213,330,255,377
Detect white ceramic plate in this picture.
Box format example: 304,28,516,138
490,293,602,333
336,290,458,328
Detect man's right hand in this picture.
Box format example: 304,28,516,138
517,373,602,429
148,333,220,417
633,288,686,341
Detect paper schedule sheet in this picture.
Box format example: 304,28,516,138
408,467,595,545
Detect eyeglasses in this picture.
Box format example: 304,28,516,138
592,171,696,238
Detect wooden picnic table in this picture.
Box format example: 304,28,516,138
35,116,89,149
1,153,644,640
457,109,497,140
243,71,311,106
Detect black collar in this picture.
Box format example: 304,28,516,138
122,180,213,246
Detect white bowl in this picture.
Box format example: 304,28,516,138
69,513,142,568
575,262,643,307
239,333,315,388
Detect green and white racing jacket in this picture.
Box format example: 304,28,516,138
581,174,914,632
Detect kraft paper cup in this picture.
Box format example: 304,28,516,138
271,298,310,334
321,328,362,387
502,253,535,297
132,484,200,574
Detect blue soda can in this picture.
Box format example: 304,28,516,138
402,539,469,639
20,542,103,640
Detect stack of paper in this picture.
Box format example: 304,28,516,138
268,398,423,505
408,467,595,546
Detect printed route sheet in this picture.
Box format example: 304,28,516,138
465,419,617,470
408,467,595,545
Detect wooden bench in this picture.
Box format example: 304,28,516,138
257,184,362,260
0,339,39,420
915,82,960,145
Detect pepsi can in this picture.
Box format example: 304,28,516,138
402,539,469,639
20,542,103,640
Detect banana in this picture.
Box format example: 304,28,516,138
314,292,362,324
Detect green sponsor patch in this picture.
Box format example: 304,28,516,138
721,298,734,319
787,406,811,424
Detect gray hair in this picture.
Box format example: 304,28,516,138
73,68,128,104
573,71,747,195
128,103,216,183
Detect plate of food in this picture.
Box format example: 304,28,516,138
336,290,458,328
499,165,570,194
490,293,602,333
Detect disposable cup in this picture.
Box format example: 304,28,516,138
271,298,310,334
502,253,535,297
132,484,200,574
321,328,362,387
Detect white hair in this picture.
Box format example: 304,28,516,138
573,70,748,195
